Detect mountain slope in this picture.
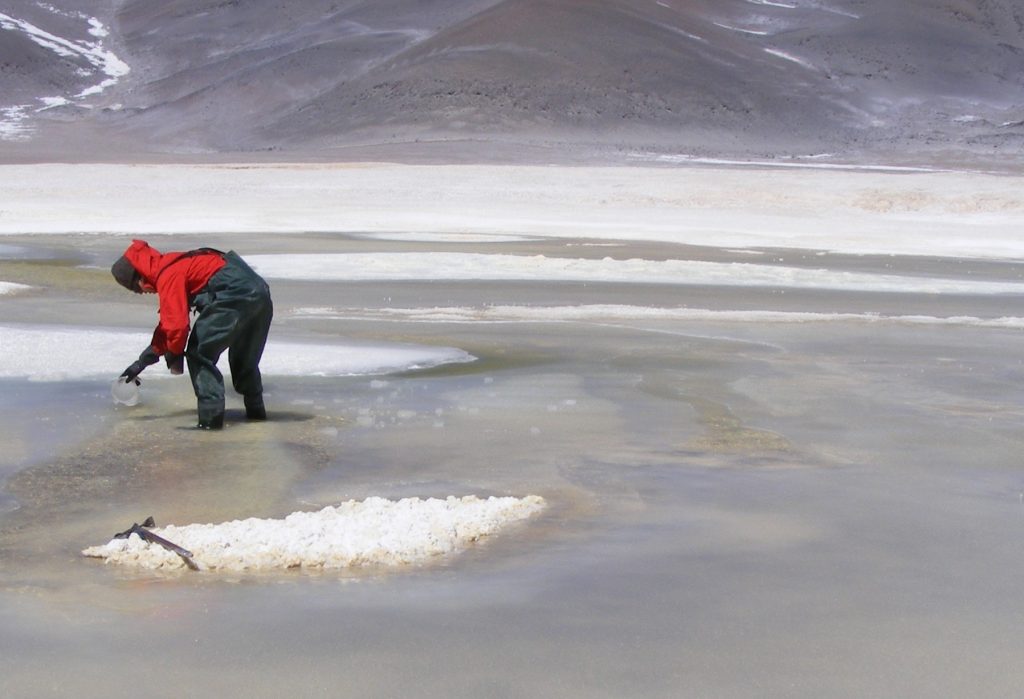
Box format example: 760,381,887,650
1,0,1021,164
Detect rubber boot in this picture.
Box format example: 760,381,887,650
197,411,224,430
244,395,266,421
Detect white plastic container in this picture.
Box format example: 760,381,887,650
111,377,140,406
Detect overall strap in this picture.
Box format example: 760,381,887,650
155,247,227,282
173,247,227,262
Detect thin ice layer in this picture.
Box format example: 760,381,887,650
82,495,546,572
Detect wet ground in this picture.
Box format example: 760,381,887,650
2,232,1024,697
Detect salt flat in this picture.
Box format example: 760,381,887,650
1,162,1023,697
1,162,1022,258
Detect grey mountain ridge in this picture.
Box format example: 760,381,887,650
1,0,1022,166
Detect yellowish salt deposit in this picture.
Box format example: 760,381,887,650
82,495,546,572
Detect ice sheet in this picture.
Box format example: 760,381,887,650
294,304,1024,328
0,324,474,381
248,252,1024,295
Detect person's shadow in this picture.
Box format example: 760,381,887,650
169,409,315,429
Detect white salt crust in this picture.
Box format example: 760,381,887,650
82,495,546,572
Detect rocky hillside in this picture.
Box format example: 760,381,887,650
2,0,1022,165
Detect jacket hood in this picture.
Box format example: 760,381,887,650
121,240,165,287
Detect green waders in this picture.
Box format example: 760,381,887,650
186,251,273,427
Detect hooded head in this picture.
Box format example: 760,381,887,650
111,255,140,292
112,240,165,293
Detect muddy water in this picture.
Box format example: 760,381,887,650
2,234,1024,697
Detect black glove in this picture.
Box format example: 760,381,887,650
165,352,184,375
121,347,160,383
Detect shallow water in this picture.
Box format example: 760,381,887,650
2,232,1024,697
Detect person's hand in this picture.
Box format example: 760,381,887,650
120,361,145,383
165,352,184,375
121,347,159,383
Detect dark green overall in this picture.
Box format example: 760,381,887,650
187,251,273,424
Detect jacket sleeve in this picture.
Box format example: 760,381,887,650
151,267,192,356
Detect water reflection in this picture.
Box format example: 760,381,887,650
3,233,1024,697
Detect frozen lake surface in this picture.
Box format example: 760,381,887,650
2,164,1024,697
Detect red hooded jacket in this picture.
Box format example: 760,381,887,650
122,240,226,356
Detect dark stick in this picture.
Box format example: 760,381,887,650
113,517,199,571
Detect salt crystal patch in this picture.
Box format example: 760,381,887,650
0,282,31,295
82,495,546,572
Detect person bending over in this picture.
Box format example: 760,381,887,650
111,240,273,430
